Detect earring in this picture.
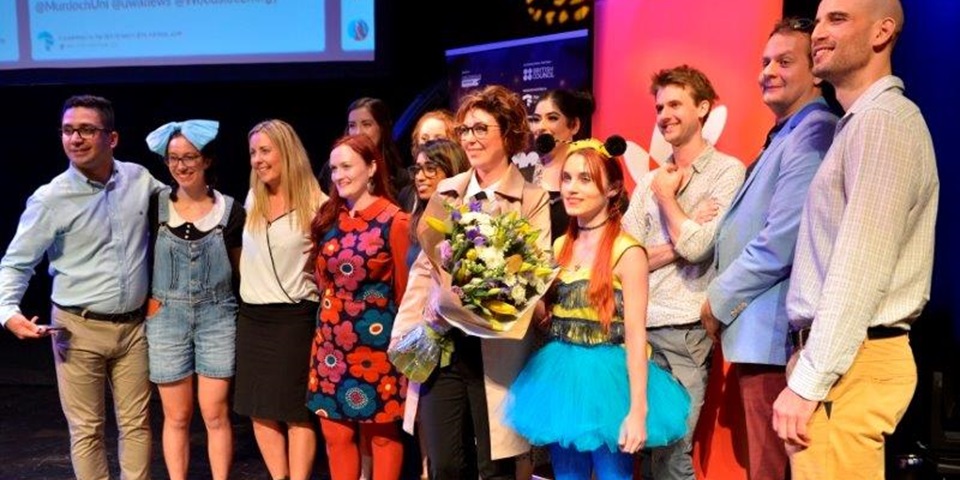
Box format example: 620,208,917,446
367,178,374,193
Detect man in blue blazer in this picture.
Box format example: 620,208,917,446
700,18,839,480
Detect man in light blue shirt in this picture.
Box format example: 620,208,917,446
700,18,838,480
0,95,162,480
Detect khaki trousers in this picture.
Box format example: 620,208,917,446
51,306,152,480
790,335,916,480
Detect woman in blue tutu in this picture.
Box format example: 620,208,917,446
503,139,690,479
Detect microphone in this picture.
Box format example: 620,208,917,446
534,132,561,155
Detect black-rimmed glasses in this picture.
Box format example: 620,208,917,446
454,123,499,140
165,154,203,167
407,162,444,178
59,125,110,139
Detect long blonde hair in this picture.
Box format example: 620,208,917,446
246,119,324,233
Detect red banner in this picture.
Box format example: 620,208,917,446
594,1,783,478
594,0,782,194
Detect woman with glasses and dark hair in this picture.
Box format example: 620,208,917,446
395,110,460,213
306,134,411,480
143,120,246,480
391,84,550,480
406,138,470,261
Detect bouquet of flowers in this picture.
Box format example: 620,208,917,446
389,199,557,383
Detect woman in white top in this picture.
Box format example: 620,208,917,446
235,119,327,480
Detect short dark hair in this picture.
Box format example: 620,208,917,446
650,65,719,123
769,17,814,37
769,17,815,65
62,95,115,130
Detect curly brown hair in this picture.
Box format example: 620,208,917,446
455,85,531,159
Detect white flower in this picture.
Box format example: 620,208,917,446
460,212,485,225
478,246,505,270
533,277,547,293
478,223,496,239
510,284,527,304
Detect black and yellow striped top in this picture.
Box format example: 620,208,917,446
548,232,643,346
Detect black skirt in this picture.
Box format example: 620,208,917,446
234,301,318,423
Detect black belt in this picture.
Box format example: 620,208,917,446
790,325,907,349
54,303,144,323
648,321,703,331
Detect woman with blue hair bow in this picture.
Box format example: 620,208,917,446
144,119,246,480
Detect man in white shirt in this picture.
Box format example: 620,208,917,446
622,65,745,480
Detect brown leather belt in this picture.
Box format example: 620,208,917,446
790,325,907,349
54,303,144,323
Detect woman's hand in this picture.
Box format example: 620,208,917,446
424,283,452,332
618,408,647,454
533,300,552,331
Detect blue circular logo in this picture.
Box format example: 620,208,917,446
349,20,369,42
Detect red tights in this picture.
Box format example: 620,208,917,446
319,418,403,480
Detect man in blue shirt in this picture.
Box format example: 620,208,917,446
0,95,162,480
700,19,838,480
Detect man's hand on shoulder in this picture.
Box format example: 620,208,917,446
5,313,51,340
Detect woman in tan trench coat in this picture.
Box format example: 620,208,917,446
391,85,550,480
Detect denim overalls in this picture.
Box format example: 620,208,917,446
146,189,238,383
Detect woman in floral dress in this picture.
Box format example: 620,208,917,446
306,134,411,480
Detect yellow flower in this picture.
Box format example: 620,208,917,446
534,266,555,277
486,300,518,316
426,216,451,234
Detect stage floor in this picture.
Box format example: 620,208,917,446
0,383,334,479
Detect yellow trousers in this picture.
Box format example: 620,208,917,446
790,335,916,480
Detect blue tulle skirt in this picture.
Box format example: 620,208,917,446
503,340,690,452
